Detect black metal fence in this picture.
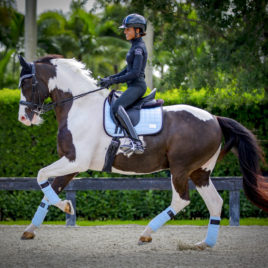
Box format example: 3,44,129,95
0,177,243,226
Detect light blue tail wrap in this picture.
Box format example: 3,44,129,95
39,180,60,205
205,216,221,247
32,198,50,227
148,206,176,232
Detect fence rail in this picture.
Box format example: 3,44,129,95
0,177,243,226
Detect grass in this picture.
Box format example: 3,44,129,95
0,218,267,226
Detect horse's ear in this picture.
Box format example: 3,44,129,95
18,54,32,73
18,55,29,68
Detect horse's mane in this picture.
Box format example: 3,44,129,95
35,54,64,64
37,55,99,94
36,55,92,79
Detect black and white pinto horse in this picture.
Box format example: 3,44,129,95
18,55,268,249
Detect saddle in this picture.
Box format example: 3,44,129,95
108,88,164,127
102,89,164,172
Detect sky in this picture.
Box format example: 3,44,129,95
16,0,96,15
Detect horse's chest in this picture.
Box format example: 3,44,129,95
57,127,76,161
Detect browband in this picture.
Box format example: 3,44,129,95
18,63,35,88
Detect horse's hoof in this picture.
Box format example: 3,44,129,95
64,200,74,215
138,236,152,245
194,241,209,250
21,231,35,240
177,240,209,251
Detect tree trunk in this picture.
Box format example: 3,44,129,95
24,0,37,61
144,20,154,90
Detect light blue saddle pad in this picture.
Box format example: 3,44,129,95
103,99,163,137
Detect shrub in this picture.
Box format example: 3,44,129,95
0,87,267,220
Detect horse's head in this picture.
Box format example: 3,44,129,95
18,55,102,126
18,55,53,126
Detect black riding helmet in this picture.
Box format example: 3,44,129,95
119,14,147,35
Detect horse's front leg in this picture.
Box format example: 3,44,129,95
37,156,85,213
21,173,77,240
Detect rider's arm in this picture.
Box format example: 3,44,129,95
112,47,143,84
109,67,127,78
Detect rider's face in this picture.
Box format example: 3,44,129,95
124,27,139,40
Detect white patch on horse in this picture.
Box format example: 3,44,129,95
45,58,111,172
171,177,190,213
197,146,223,217
18,92,30,124
164,105,213,122
18,91,43,126
48,58,99,95
201,145,221,172
66,90,110,170
196,179,223,217
111,167,165,175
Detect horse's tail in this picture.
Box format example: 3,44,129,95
216,116,268,212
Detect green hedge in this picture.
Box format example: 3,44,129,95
0,88,267,220
0,190,266,221
0,89,58,177
1,88,267,177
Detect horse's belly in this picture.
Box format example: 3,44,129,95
112,135,169,174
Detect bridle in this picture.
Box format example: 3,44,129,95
19,62,105,115
19,62,43,114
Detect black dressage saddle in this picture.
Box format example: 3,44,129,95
107,88,164,127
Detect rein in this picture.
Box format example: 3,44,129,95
19,62,105,114
20,86,105,114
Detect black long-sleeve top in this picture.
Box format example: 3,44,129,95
111,37,148,85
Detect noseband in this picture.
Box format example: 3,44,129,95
19,62,105,114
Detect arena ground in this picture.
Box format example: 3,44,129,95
0,225,267,268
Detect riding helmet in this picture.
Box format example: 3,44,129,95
119,14,147,34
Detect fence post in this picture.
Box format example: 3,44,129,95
229,190,240,226
65,190,76,226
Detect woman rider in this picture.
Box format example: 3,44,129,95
99,14,148,155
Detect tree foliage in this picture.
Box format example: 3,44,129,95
96,0,267,92
0,0,267,92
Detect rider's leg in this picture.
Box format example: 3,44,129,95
115,105,144,154
112,83,146,154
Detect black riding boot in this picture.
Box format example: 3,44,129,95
115,105,144,154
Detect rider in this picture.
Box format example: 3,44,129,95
99,13,148,154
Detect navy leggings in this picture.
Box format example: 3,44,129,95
111,80,147,115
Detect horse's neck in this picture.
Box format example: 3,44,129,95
48,60,109,127
52,89,109,128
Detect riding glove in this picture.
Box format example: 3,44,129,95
99,77,114,88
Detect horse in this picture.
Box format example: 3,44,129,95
17,54,268,249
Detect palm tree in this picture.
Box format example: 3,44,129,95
37,11,79,57
0,1,24,88
37,3,130,81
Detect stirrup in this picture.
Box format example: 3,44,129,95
120,139,135,154
133,141,144,154
120,139,144,155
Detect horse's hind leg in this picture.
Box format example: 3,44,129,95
139,173,190,244
190,146,223,249
21,173,77,240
